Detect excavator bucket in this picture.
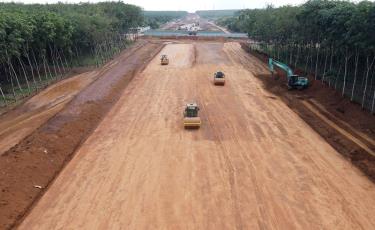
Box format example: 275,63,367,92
183,117,201,128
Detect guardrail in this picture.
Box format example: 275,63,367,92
143,30,247,38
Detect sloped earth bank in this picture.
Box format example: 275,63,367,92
19,42,375,229
0,71,99,156
0,39,164,229
240,43,375,182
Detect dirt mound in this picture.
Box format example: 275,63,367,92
0,40,164,229
241,45,375,182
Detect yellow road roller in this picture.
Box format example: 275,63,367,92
214,71,225,85
161,54,169,65
183,103,201,129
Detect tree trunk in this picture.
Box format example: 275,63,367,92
334,64,342,90
9,69,17,101
361,55,375,109
342,53,349,96
341,47,352,96
42,55,52,80
61,50,70,69
294,45,300,68
277,45,280,60
26,53,37,88
314,45,320,80
329,46,334,71
350,50,360,101
0,86,7,106
49,45,59,77
289,44,293,66
99,44,106,63
8,60,23,93
25,43,37,88
56,49,66,73
371,86,375,114
18,56,31,93
32,49,42,83
310,48,314,73
322,48,329,83
74,45,80,66
53,47,63,76
304,44,310,73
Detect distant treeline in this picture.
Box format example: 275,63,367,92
143,11,188,29
196,10,239,19
218,0,375,112
0,2,143,106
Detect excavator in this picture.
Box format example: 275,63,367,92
161,55,169,65
268,58,308,90
183,103,201,128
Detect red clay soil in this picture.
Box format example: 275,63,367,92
0,40,164,229
241,43,375,182
144,35,248,43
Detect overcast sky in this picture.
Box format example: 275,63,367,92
1,0,308,12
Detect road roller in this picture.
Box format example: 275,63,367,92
214,71,225,85
161,54,169,65
183,103,201,129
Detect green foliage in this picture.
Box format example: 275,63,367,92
143,11,187,29
0,2,143,55
0,2,143,106
0,1,143,67
196,10,239,19
239,0,375,112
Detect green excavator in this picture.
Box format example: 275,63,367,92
268,58,309,90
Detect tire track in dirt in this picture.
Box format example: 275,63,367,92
17,41,375,230
0,40,165,230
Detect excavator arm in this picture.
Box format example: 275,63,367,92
268,58,308,90
268,58,294,77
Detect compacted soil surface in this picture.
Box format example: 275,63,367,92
0,39,164,229
242,45,375,183
15,41,375,229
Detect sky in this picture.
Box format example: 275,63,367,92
0,0,308,12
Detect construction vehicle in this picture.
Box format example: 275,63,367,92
214,71,225,85
183,103,201,128
268,58,309,90
161,55,169,65
188,27,198,36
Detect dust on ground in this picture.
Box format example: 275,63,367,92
17,41,375,230
240,43,375,182
0,40,165,230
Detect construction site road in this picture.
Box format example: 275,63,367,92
19,42,375,229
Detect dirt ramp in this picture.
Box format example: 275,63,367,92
156,43,195,68
17,40,375,230
0,40,164,229
241,46,375,182
0,72,99,156
196,43,230,65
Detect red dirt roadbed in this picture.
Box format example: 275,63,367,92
17,42,375,229
0,40,164,229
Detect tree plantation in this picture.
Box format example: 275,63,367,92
0,2,143,106
143,11,188,29
220,0,375,112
